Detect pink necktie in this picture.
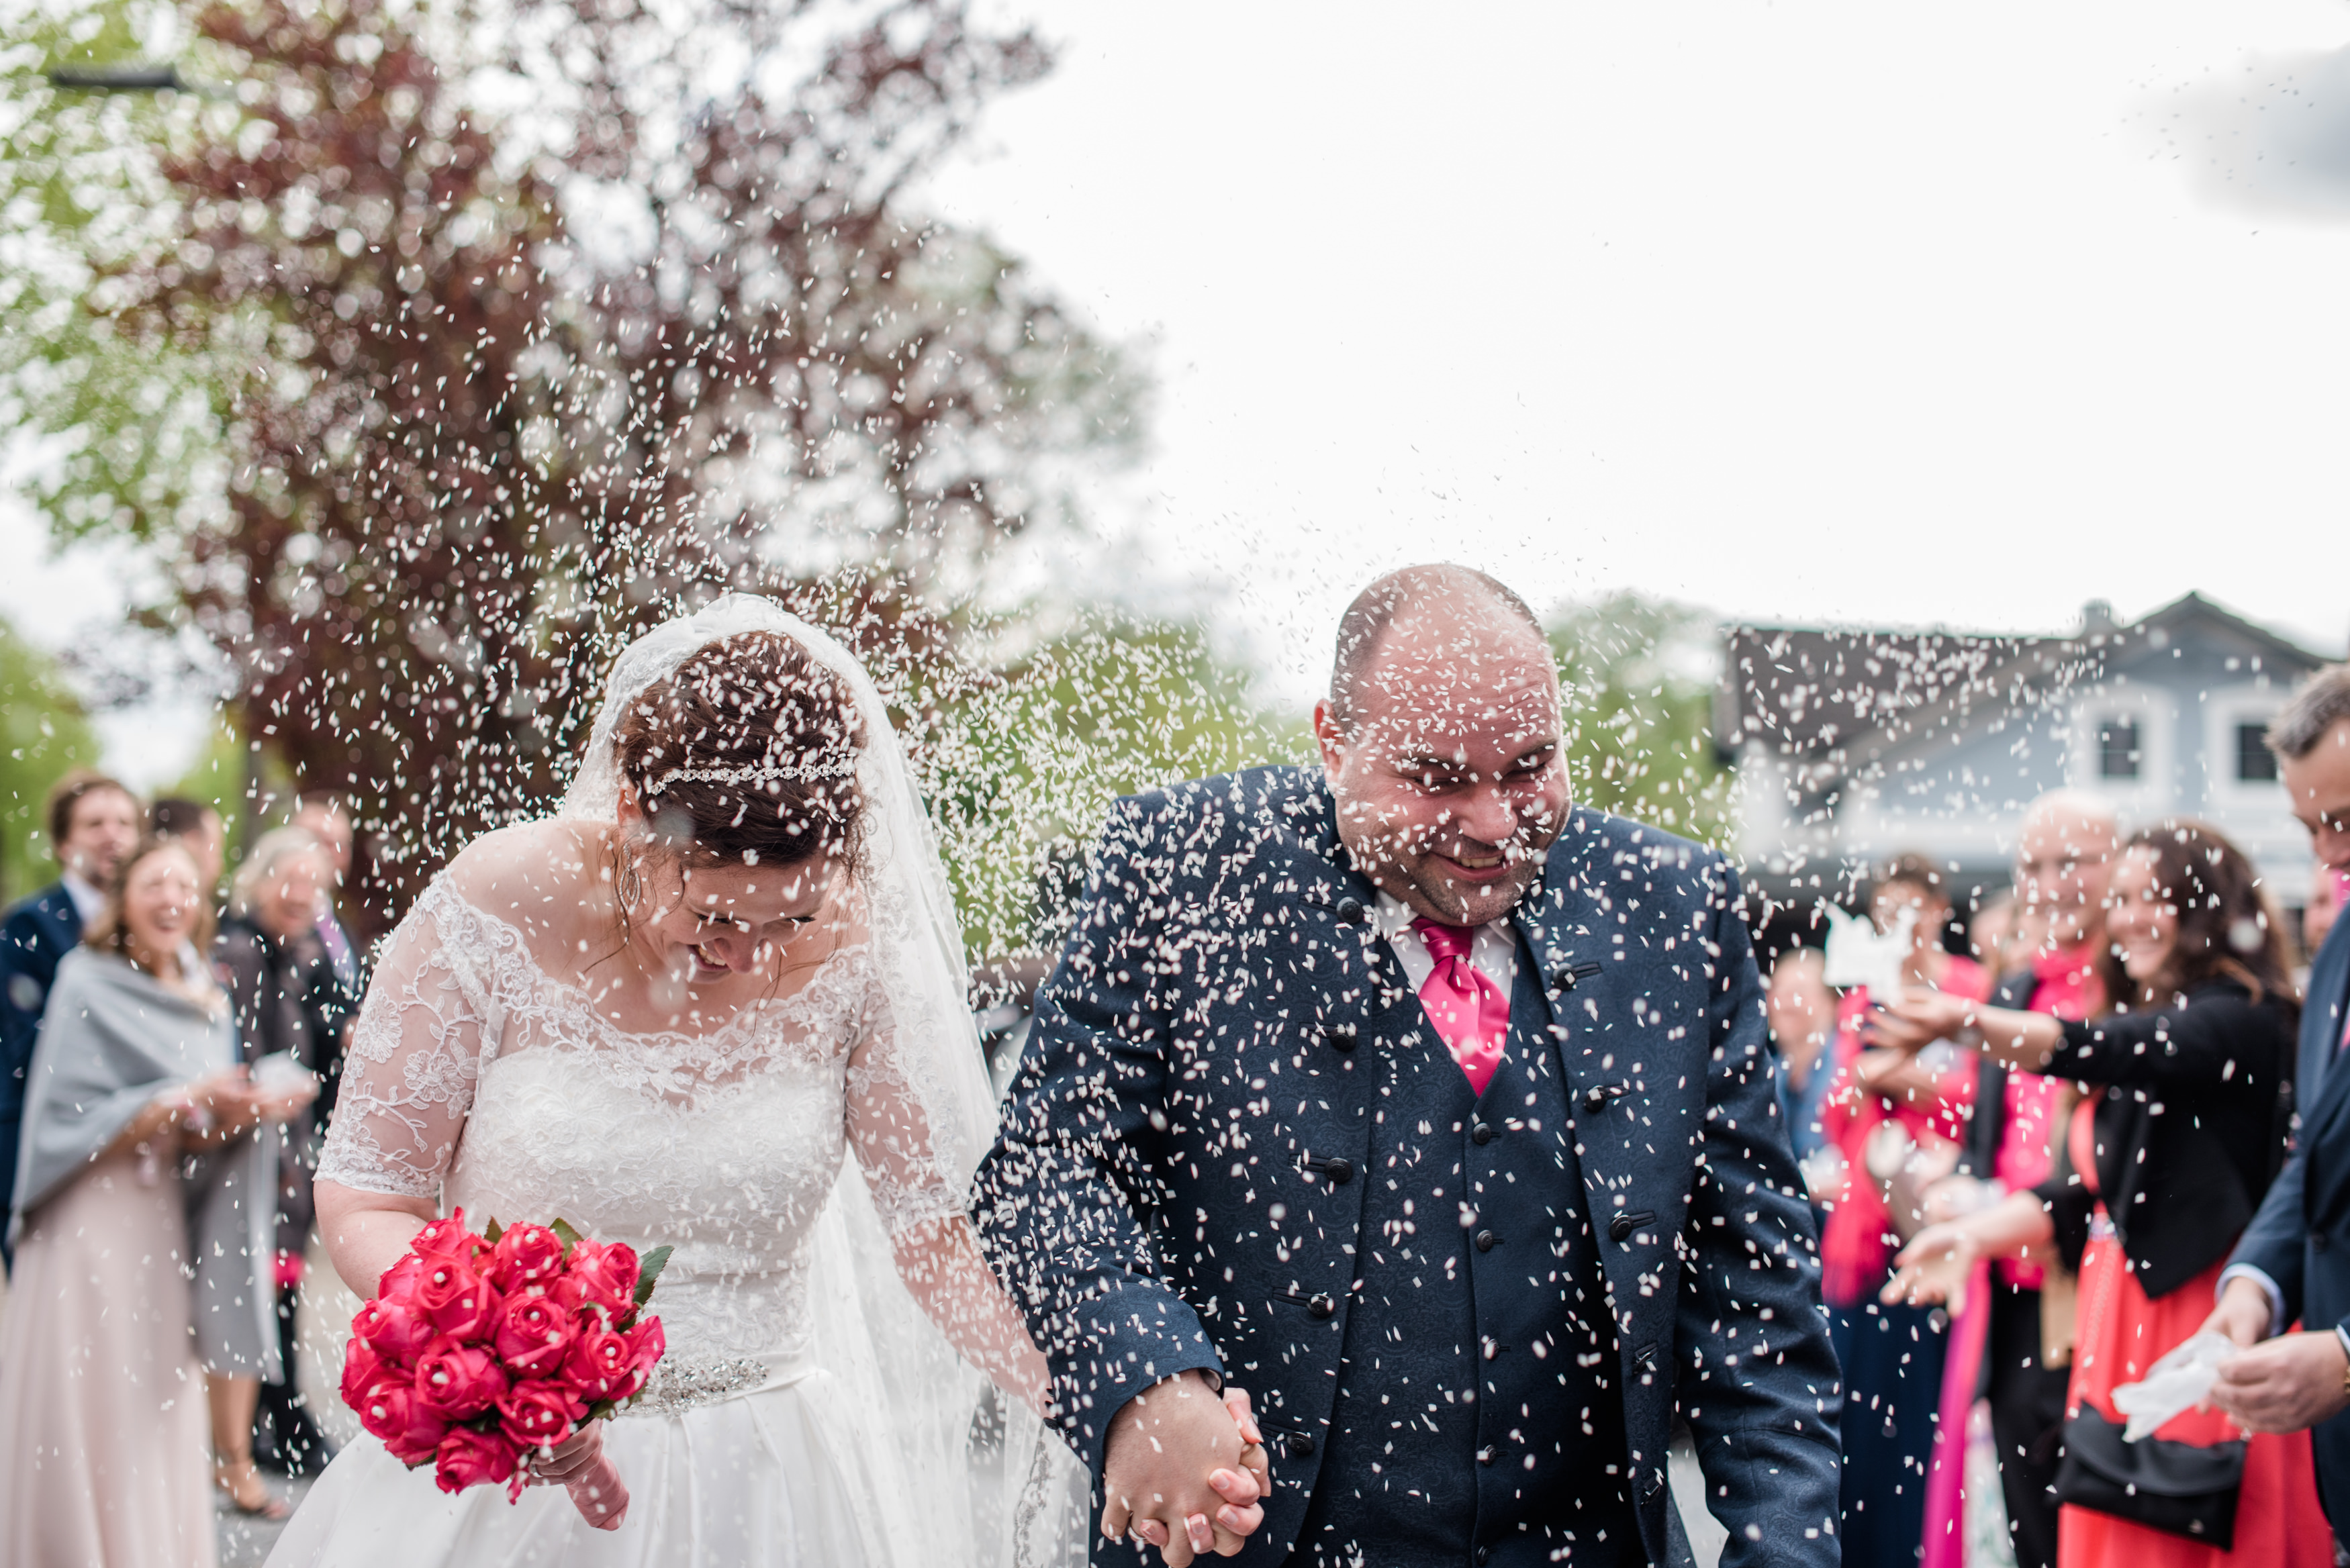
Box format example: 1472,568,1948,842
1411,917,1511,1097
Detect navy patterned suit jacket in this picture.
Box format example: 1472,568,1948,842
0,882,84,1234
974,768,1840,1567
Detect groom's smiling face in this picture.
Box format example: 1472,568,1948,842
1314,597,1568,928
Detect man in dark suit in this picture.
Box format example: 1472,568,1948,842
976,567,1840,1567
0,769,140,1258
2208,665,2350,1545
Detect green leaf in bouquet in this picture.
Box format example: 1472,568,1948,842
482,1217,504,1245
550,1218,583,1258
633,1244,673,1308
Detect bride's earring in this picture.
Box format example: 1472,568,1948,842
615,847,644,916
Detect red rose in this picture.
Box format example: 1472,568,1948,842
340,1336,395,1407
376,1253,426,1304
485,1223,566,1292
355,1381,449,1467
432,1424,520,1495
415,1258,503,1342
352,1296,436,1365
563,1324,633,1402
410,1212,483,1264
494,1380,583,1450
565,1239,641,1317
622,1315,666,1390
414,1338,510,1420
492,1293,577,1380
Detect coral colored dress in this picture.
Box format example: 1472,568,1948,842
2057,1099,2333,1568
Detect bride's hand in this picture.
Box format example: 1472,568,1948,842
534,1420,628,1530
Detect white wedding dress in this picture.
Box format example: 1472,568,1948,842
269,598,1075,1568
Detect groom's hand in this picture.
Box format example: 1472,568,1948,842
1100,1373,1270,1565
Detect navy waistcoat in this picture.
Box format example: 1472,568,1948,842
1289,935,1639,1568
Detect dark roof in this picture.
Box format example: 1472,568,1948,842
1715,593,2325,769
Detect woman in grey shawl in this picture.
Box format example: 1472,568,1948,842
0,835,309,1563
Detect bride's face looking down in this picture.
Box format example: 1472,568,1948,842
604,629,867,991
613,791,840,985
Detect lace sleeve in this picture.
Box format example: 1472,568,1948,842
843,963,970,1236
315,884,498,1199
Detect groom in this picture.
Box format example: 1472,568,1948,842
976,567,1840,1566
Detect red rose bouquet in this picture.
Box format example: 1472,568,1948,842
341,1211,670,1524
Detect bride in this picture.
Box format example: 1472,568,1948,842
269,596,1264,1567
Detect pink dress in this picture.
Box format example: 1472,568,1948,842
0,1145,218,1567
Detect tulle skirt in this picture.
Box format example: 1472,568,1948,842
267,1367,910,1568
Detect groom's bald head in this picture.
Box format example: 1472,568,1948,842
1316,565,1567,927
1327,565,1546,735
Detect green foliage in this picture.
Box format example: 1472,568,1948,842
1548,592,1733,846
0,617,103,903
0,0,227,548
927,613,1306,959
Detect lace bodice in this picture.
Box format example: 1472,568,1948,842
316,871,968,1364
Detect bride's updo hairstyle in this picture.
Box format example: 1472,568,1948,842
611,630,867,871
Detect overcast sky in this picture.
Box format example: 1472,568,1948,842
9,0,2349,781
923,0,2350,698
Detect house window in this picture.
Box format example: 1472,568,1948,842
2098,718,2141,780
2238,723,2278,783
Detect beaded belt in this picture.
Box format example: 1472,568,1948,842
623,1353,808,1418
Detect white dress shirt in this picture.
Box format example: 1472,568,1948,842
1372,891,1519,1009
59,871,103,926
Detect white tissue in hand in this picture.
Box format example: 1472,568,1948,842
1822,905,1913,997
2110,1332,2239,1441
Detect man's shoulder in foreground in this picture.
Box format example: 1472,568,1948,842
1,883,75,950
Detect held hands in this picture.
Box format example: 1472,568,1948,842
1100,1373,1271,1566
529,1418,630,1530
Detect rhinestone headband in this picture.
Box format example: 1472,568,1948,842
643,752,857,796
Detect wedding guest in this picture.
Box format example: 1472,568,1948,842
2204,666,2350,1551
291,793,360,993
1767,946,1836,1160
2302,861,2346,982
1969,887,2024,976
1879,820,2329,1567
217,826,351,1477
151,796,228,899
0,835,270,1563
1816,854,1987,1565
1928,791,2120,1568
0,768,139,1261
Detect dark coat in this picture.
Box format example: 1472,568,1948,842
974,768,1840,1568
2034,979,2296,1300
215,914,356,1255
0,883,83,1228
2227,912,2350,1532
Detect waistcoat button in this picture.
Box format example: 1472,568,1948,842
1481,1337,1501,1361
1322,1157,1354,1185
1323,1024,1358,1053
1476,1446,1495,1465
1284,1431,1316,1459
1307,1293,1335,1320
1609,1213,1636,1242
1334,897,1366,925
1471,1121,1495,1144
1474,1230,1497,1253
